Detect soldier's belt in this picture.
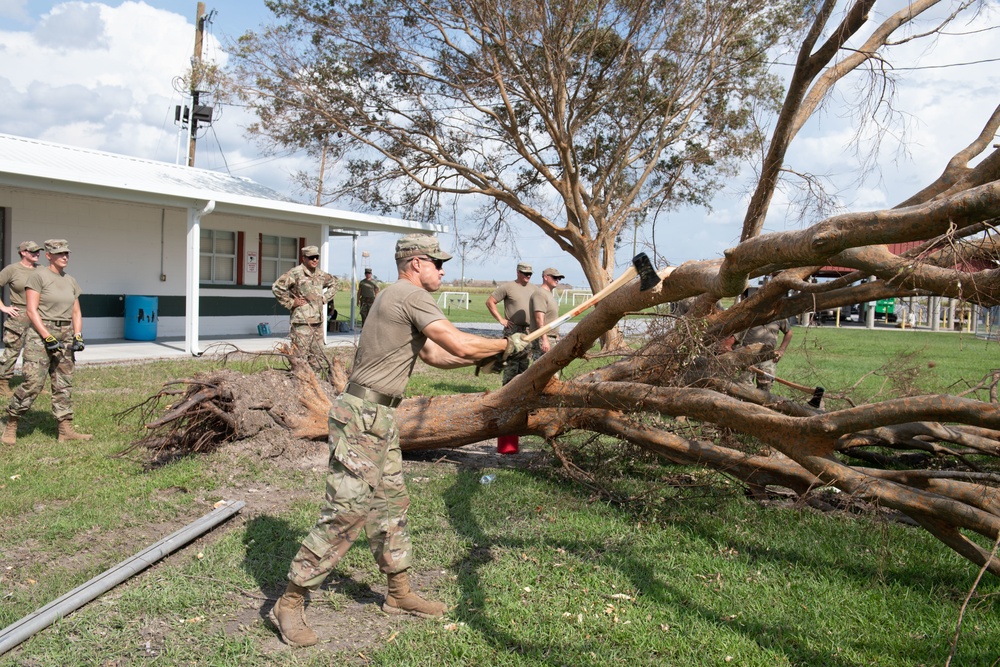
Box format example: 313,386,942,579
42,319,71,327
345,382,403,408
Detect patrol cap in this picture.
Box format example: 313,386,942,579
394,234,453,261
517,262,533,274
542,267,564,279
44,239,71,254
364,268,372,274
18,241,42,253
301,245,320,257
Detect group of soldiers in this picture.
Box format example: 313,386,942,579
485,261,565,385
0,239,91,445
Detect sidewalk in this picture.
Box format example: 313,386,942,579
75,331,360,366
75,322,510,366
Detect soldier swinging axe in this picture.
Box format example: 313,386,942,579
477,253,660,374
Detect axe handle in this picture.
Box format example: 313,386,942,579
521,264,639,344
748,366,815,394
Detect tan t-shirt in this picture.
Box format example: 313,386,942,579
0,263,38,308
348,280,446,397
740,319,790,348
26,269,81,321
490,281,536,328
529,288,559,335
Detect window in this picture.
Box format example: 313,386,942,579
261,234,299,284
200,229,236,284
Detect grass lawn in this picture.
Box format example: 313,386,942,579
0,327,998,665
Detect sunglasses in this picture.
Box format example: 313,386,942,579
416,255,445,270
519,271,532,276
25,250,41,255
304,255,320,260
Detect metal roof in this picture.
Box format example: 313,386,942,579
0,133,442,234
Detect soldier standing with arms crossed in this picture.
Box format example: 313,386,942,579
2,239,91,444
485,262,536,385
272,245,339,378
0,241,43,397
270,234,528,647
356,267,380,327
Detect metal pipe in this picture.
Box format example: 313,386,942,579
0,500,245,657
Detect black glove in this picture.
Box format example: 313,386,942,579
44,335,61,352
474,352,506,376
71,334,85,352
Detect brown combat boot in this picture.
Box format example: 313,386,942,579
58,419,93,442
270,582,318,647
383,570,446,619
1,417,16,445
0,379,11,398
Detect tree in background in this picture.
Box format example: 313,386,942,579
231,0,814,345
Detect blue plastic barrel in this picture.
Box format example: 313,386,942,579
124,295,158,341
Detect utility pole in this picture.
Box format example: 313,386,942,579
186,2,215,167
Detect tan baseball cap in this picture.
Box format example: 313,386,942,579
18,241,42,253
394,234,453,261
542,267,564,279
44,239,71,254
517,262,533,274
301,245,320,257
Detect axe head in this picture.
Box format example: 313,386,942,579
808,387,825,409
632,252,659,292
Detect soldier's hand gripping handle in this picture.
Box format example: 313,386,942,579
44,335,62,352
71,334,85,352
503,333,529,361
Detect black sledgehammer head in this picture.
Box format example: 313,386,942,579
632,252,659,291
808,387,825,409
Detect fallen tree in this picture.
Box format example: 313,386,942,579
124,0,1000,577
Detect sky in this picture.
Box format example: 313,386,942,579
1,0,998,287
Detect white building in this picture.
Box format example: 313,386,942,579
0,134,442,354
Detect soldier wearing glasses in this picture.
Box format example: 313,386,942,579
485,262,537,384
0,241,43,397
272,245,339,378
269,234,528,647
530,267,564,358
2,239,91,444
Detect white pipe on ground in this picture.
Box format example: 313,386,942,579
0,500,245,657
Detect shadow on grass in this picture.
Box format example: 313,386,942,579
240,515,380,623
440,464,975,667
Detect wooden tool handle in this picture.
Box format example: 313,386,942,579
521,265,639,344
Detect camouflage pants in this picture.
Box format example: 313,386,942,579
289,322,327,378
741,357,777,392
501,323,530,385
0,315,30,381
288,392,412,589
7,323,75,421
359,299,374,326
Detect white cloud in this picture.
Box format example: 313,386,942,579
0,0,29,22
35,2,108,49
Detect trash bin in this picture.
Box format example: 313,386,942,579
124,295,158,341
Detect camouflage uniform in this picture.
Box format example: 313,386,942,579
8,324,76,420
289,393,410,586
489,266,536,385
7,256,82,423
285,234,452,591
357,276,379,327
272,256,338,377
0,260,38,383
737,318,792,391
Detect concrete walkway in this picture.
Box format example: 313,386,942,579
75,331,360,366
